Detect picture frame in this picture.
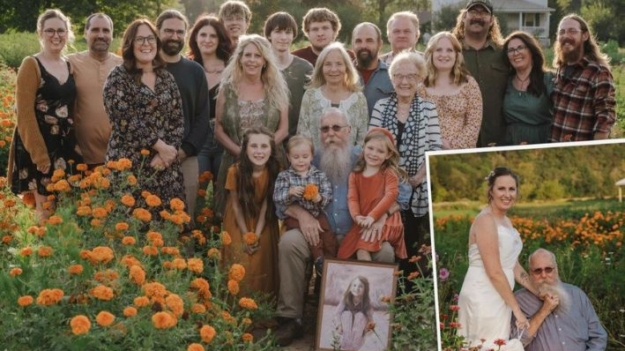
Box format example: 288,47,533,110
315,258,398,351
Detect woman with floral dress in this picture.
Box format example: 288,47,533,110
103,19,185,209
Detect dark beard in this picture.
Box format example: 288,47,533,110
162,39,183,56
356,49,375,68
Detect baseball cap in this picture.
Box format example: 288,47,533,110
466,0,493,14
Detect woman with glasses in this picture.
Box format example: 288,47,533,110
457,167,537,350
8,9,82,222
297,42,368,151
103,19,185,211
418,31,482,149
369,52,442,286
502,31,554,145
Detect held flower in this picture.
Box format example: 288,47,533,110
302,183,319,201
243,232,258,245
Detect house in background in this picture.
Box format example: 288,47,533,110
431,0,555,45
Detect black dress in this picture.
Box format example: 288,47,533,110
11,57,81,195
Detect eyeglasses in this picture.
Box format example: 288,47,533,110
393,73,420,82
558,28,582,36
43,28,67,37
467,8,491,16
531,266,555,275
134,36,157,45
162,28,186,37
320,125,349,133
506,45,527,55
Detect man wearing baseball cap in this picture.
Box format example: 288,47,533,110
452,0,508,147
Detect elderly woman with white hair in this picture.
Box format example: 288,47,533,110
214,34,289,215
297,42,368,151
369,51,443,286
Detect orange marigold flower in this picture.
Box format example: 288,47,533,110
134,296,150,307
90,218,102,227
238,297,258,310
76,163,88,172
121,236,136,245
200,324,216,343
127,174,137,185
143,282,168,299
142,246,159,256
170,198,185,211
140,149,150,156
9,267,22,277
407,271,420,280
408,255,421,263
121,194,135,207
206,248,221,260
18,295,34,307
169,214,184,225
228,264,245,282
132,208,152,222
172,258,187,270
2,235,13,244
221,231,232,246
162,246,180,256
22,192,36,207
120,254,141,268
117,158,132,171
191,303,206,314
146,231,163,242
141,190,151,198
70,315,91,335
123,306,138,317
129,265,146,285
242,333,254,343
47,215,63,225
243,232,258,245
96,311,115,327
20,247,33,256
165,294,185,317
68,264,83,275
152,311,176,329
187,258,204,274
145,194,162,208
159,210,172,220
241,317,252,325
190,278,211,299
91,207,108,219
36,288,64,306
76,205,92,216
90,285,114,301
51,169,65,182
53,179,71,192
227,280,239,295
188,343,204,351
302,183,319,201
88,246,115,265
37,246,53,258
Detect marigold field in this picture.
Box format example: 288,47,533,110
435,208,625,351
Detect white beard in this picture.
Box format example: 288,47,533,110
537,280,571,313
319,143,352,184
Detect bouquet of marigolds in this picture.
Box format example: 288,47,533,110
0,156,277,351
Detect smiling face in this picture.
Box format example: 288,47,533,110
85,16,112,54
363,137,391,169
391,61,420,100
223,14,248,42
308,21,336,53
557,18,587,64
240,43,266,77
197,24,218,56
432,37,457,71
488,175,517,212
506,38,532,72
133,24,158,68
320,110,350,150
246,133,272,168
388,16,418,52
322,49,347,86
159,18,186,56
352,25,381,69
463,5,493,37
529,252,559,289
349,278,366,299
268,28,294,53
287,143,313,175
40,17,68,54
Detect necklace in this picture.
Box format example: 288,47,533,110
204,67,223,74
515,74,530,84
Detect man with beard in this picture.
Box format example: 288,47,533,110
352,22,394,116
550,14,616,142
380,11,422,65
292,8,355,67
273,108,404,346
218,0,251,47
452,0,508,147
511,248,607,351
156,10,210,221
68,13,122,167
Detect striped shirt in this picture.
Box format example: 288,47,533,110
550,56,616,142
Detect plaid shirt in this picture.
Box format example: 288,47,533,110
550,56,616,142
273,165,332,218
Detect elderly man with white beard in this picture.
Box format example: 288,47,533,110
273,108,408,346
511,248,607,351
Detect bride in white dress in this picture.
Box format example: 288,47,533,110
457,167,537,350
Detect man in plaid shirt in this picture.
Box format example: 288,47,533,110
551,14,616,142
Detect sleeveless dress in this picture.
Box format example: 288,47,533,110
10,57,81,195
457,225,525,350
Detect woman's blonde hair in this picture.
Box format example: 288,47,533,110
308,42,361,92
423,31,470,87
221,34,289,111
36,9,75,48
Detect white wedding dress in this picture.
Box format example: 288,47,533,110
457,225,525,351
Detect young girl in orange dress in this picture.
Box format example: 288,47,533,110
222,126,282,299
337,127,407,261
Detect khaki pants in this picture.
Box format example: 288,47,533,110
276,228,395,319
180,156,199,221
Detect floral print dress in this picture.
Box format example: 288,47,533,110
10,57,82,195
103,66,185,208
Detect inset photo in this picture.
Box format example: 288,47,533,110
428,141,625,351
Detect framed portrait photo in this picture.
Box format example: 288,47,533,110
315,259,398,351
